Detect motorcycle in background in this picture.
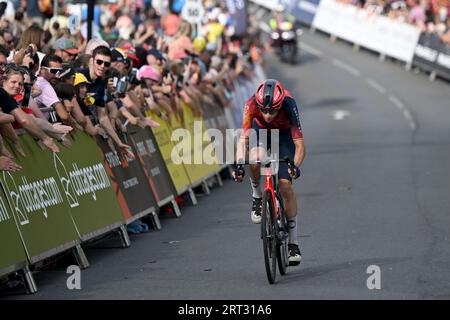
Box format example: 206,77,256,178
270,21,303,64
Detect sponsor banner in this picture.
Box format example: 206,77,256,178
96,135,157,223
0,190,27,274
250,0,281,11
226,0,248,35
286,0,321,25
0,134,80,263
412,32,450,80
128,124,177,206
170,103,220,186
53,131,125,241
146,110,192,195
313,0,421,63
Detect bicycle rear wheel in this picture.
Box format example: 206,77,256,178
261,189,277,284
277,207,289,275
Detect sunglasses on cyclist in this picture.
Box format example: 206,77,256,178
259,108,279,115
42,67,62,75
96,59,111,67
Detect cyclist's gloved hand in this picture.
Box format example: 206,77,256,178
232,164,245,183
286,159,301,180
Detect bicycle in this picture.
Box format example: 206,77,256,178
235,157,298,284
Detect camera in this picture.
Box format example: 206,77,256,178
128,68,139,85
116,77,128,96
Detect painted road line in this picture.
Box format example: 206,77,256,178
332,58,361,77
366,78,387,95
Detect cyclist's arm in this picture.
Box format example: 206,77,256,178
285,96,305,167
237,101,256,162
293,138,306,168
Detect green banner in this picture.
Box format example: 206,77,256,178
52,131,125,241
0,134,79,263
0,191,27,275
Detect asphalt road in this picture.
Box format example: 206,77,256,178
4,30,450,300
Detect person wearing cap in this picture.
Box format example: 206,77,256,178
72,72,99,137
138,64,175,120
54,37,79,62
35,54,74,127
146,48,166,69
111,48,130,77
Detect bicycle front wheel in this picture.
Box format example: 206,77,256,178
261,189,277,284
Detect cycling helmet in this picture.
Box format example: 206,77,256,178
255,79,285,111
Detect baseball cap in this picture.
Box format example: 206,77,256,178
138,65,161,82
54,38,79,55
147,48,166,61
59,63,75,80
111,48,129,64
74,73,91,86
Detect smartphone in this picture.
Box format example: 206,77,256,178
22,84,32,107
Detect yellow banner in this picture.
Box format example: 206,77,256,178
145,110,192,194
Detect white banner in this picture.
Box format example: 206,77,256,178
250,0,281,11
312,0,421,63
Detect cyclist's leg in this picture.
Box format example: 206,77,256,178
248,121,269,223
277,130,302,264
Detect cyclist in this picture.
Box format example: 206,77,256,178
232,79,306,266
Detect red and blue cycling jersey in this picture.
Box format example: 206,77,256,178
241,90,303,140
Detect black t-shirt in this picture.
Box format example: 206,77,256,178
76,68,107,108
0,88,19,114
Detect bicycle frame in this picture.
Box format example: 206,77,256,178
263,166,281,223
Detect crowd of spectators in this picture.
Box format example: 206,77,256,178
0,0,264,175
337,0,450,44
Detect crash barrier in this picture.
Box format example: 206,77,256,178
412,32,450,80
0,65,267,294
251,0,450,80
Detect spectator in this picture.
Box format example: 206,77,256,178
53,37,79,63
0,65,59,153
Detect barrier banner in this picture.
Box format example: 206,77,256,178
0,191,27,275
171,103,220,186
127,124,177,206
280,0,321,25
313,0,420,63
202,102,230,166
0,134,79,264
226,0,248,36
96,135,157,223
412,32,450,80
52,131,125,241
146,110,192,195
250,0,281,11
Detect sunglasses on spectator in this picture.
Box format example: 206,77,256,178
95,59,111,67
42,67,62,74
259,108,279,115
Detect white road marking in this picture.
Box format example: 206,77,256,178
402,110,417,131
387,95,417,131
331,58,361,77
331,110,351,120
388,95,404,110
300,42,324,57
366,78,387,95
